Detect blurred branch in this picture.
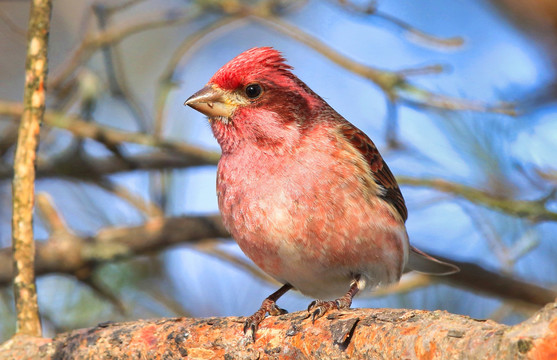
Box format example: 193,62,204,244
0,8,27,40
536,168,557,184
92,3,151,132
0,100,221,164
195,240,278,285
103,0,148,15
0,151,210,181
97,179,164,218
0,211,554,308
373,10,464,48
436,254,556,309
461,205,513,270
1,102,553,224
36,193,68,235
372,272,432,297
11,0,53,338
50,6,203,90
48,0,512,118
0,124,19,157
81,276,127,316
0,215,228,287
156,15,244,137
398,176,557,222
252,15,515,115
334,0,464,48
376,256,556,311
2,302,557,359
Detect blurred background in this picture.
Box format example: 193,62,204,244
1,0,557,341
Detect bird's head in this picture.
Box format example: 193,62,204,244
185,47,325,153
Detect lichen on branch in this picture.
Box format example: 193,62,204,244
11,0,53,337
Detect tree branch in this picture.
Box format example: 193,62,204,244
11,0,53,337
0,215,228,287
49,7,203,91
0,100,221,163
1,302,556,359
398,176,557,222
252,14,515,115
0,214,554,309
435,255,556,309
2,100,554,223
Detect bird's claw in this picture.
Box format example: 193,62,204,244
243,297,289,342
307,300,319,312
242,319,258,343
307,299,340,323
269,303,288,316
243,318,257,336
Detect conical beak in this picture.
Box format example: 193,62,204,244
184,84,236,118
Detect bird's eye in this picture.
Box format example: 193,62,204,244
245,83,262,99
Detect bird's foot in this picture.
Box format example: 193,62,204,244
307,294,352,323
242,284,292,343
307,276,361,323
243,298,288,342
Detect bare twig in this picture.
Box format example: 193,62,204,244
252,15,515,115
81,276,128,315
11,0,53,337
155,15,244,137
0,101,221,164
50,7,203,91
398,176,557,222
0,215,229,287
36,193,68,235
0,214,554,309
104,0,147,15
374,10,464,48
93,3,151,132
195,240,278,285
334,0,465,48
0,8,27,40
0,124,19,157
435,254,556,309
0,151,210,181
97,178,163,218
371,272,432,297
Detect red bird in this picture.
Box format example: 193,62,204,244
185,47,458,339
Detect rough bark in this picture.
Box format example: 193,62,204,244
1,302,556,359
11,0,53,337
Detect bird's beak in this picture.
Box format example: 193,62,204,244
184,84,237,119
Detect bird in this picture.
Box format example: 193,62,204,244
184,47,458,340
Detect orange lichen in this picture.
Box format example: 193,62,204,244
132,324,158,349
529,318,557,360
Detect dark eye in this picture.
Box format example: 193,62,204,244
245,83,262,99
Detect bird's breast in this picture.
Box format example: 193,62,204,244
215,133,407,297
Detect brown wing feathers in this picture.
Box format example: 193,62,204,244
341,125,408,222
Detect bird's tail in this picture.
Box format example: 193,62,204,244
404,246,460,275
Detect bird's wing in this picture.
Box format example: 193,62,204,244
340,124,408,222
339,123,459,275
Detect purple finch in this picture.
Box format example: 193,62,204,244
185,47,458,339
